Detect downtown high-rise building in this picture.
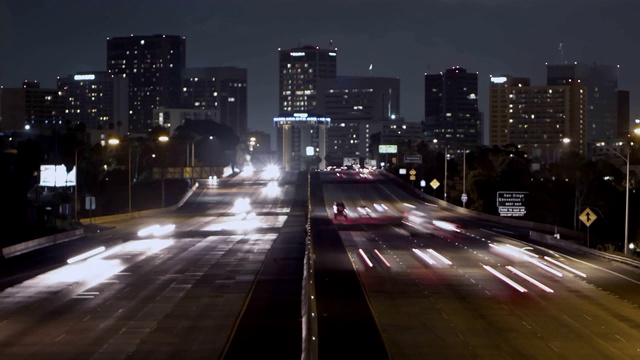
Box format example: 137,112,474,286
275,45,337,170
316,76,400,163
546,62,619,142
423,66,482,146
0,80,65,132
488,75,587,162
57,71,128,132
181,67,248,137
107,34,186,133
278,45,337,115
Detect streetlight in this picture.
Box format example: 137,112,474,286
444,145,448,202
74,142,91,222
598,128,640,256
435,139,468,205
157,135,169,207
432,139,448,202
462,148,467,208
108,138,131,215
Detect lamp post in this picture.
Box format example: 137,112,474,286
74,143,91,222
128,144,131,214
462,148,467,208
598,130,639,256
444,145,448,202
108,138,132,215
625,147,630,255
191,141,195,184
158,135,169,208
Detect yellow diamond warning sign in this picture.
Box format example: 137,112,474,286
579,207,597,227
430,179,440,189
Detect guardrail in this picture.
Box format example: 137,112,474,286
301,170,318,360
1,182,200,260
80,182,199,224
2,229,84,259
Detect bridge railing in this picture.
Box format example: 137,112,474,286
301,170,318,360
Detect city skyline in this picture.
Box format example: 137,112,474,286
2,0,639,141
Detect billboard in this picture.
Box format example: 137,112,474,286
40,164,76,187
343,157,359,166
379,144,398,154
364,159,377,168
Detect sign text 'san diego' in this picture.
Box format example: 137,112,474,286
497,191,527,217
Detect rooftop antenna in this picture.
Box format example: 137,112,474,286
559,41,564,64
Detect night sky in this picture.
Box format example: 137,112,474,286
2,0,639,141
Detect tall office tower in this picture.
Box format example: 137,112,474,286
107,34,186,133
546,62,619,142
181,67,248,137
276,45,337,168
57,72,128,132
489,75,587,162
617,90,630,138
316,76,400,163
278,45,337,115
0,81,65,132
423,66,482,146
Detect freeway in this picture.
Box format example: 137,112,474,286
313,169,640,359
0,168,307,360
4,167,640,359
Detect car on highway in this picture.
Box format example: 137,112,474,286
333,202,348,219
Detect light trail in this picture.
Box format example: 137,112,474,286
544,256,587,278
373,249,391,267
506,266,554,293
482,264,528,293
527,258,563,277
412,248,436,265
67,247,106,264
427,249,452,265
506,244,539,257
358,249,374,267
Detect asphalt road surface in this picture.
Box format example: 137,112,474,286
4,168,640,360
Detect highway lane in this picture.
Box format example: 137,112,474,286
0,169,307,360
317,169,640,359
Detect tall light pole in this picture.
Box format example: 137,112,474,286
625,146,630,255
444,145,448,202
191,141,195,184
128,144,132,214
598,131,639,256
157,135,169,208
108,138,132,215
74,143,91,222
462,148,466,208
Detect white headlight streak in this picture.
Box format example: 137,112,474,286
358,249,374,267
412,248,436,265
544,256,586,278
482,264,528,293
506,266,554,293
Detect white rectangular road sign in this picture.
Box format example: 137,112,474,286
404,155,422,164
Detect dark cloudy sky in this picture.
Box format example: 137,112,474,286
1,0,639,140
